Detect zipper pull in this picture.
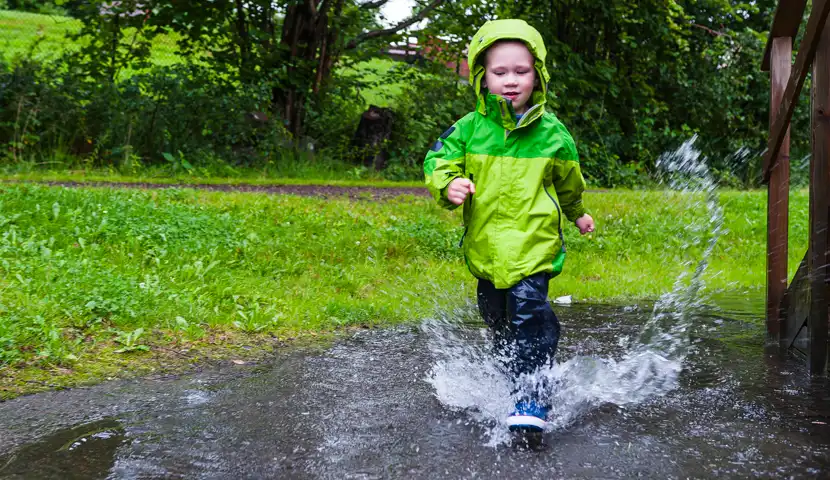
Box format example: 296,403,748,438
460,173,474,248
465,174,474,207
458,227,468,248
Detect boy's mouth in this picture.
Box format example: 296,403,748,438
503,92,520,100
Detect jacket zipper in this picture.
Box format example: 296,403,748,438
543,184,566,249
506,104,543,139
517,104,542,128
458,227,467,248
459,173,474,248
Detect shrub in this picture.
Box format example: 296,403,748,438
0,59,291,167
385,66,471,178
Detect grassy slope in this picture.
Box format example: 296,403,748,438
0,10,402,107
0,9,182,66
0,184,807,397
339,58,406,107
0,9,81,63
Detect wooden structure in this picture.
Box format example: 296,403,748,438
762,0,830,374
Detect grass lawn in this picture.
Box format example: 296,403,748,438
339,57,406,107
0,183,809,398
0,9,183,66
0,9,81,63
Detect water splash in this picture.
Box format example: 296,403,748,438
423,136,725,446
641,135,725,356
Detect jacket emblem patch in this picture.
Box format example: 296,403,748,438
431,126,456,152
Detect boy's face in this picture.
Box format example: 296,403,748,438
483,41,536,114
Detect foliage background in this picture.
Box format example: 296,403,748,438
0,0,813,187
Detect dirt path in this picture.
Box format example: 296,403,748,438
32,180,432,199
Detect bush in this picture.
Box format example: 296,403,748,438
304,61,471,181
0,59,291,168
385,65,471,177
304,70,370,165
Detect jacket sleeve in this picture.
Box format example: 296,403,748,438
423,119,468,210
551,133,587,222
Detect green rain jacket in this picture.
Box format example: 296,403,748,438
424,19,587,289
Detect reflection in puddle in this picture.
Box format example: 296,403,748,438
0,419,125,480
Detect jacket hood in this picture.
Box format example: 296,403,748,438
468,19,550,118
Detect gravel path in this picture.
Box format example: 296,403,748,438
31,180,432,200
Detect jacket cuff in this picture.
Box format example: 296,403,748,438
438,185,460,210
562,201,586,222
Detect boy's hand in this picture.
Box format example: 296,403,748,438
447,177,476,205
575,214,595,235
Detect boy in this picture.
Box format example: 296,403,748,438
423,19,595,432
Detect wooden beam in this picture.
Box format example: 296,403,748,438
762,0,808,72
767,37,792,342
809,17,830,375
763,0,830,184
783,251,809,350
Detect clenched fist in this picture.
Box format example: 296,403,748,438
447,177,476,205
575,214,595,235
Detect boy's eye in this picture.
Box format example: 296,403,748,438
494,71,505,76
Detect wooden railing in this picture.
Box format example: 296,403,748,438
762,0,830,374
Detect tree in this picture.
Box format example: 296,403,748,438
419,0,779,185
151,0,444,137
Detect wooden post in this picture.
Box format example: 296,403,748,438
809,15,830,374
763,0,830,182
768,37,792,343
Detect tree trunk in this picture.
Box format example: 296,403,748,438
234,0,250,78
352,106,394,170
273,1,324,138
271,0,443,138
314,0,344,94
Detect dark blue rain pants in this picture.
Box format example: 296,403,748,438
476,272,561,378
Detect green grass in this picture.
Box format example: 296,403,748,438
0,9,183,66
0,9,81,63
0,184,809,395
339,57,408,107
559,189,808,300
